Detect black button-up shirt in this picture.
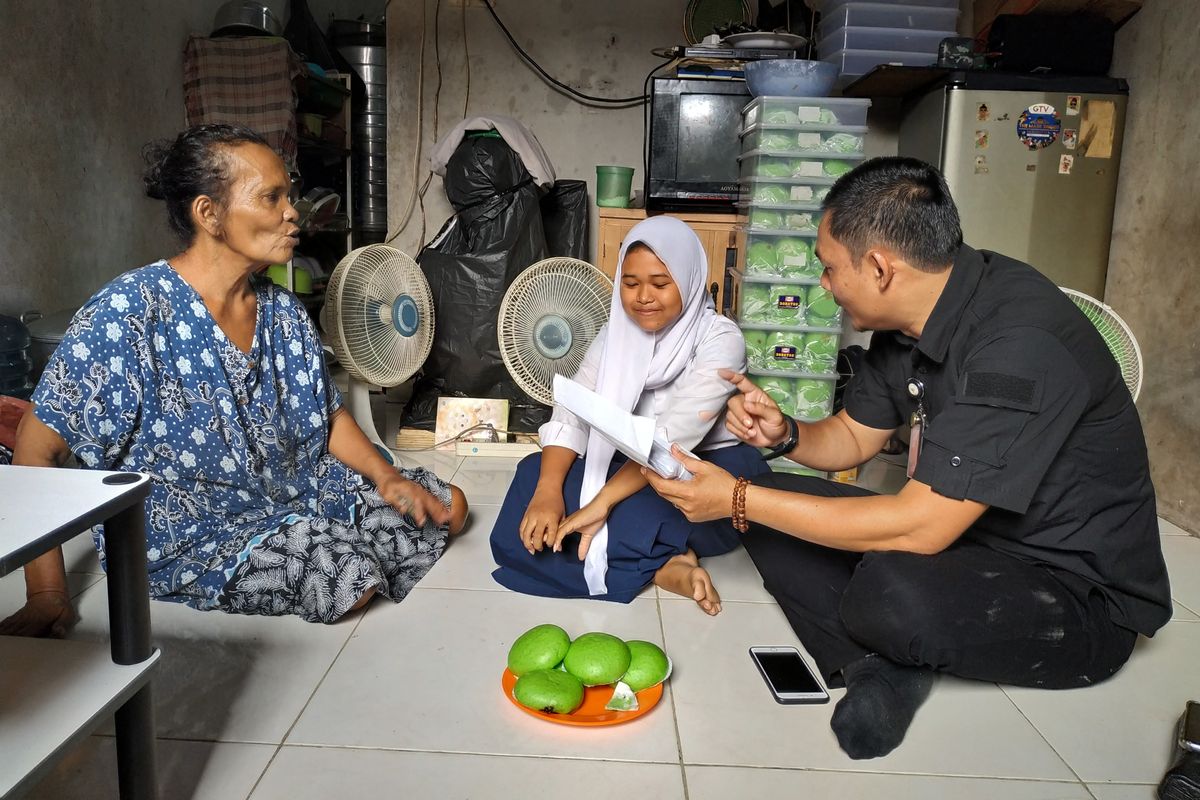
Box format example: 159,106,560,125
844,244,1171,636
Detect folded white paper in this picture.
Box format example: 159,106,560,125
552,374,692,480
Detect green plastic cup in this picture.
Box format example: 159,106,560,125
596,165,634,208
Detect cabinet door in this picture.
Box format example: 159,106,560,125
598,218,641,280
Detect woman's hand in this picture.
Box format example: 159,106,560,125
375,472,451,527
0,590,76,638
720,369,790,449
551,499,612,560
643,445,737,523
519,486,566,555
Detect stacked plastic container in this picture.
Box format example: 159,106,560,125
733,96,872,473
815,0,961,86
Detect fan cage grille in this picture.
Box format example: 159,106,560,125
499,259,613,405
325,245,434,387
1062,288,1143,402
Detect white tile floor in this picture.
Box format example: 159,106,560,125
5,445,1199,800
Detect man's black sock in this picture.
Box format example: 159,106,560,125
830,654,934,760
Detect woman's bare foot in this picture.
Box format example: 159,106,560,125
653,549,722,616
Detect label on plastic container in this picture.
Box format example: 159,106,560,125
777,295,802,309
796,105,821,122
790,185,814,202
782,254,807,267
773,346,798,361
798,161,824,177
796,132,822,150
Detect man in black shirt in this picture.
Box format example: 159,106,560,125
645,157,1171,760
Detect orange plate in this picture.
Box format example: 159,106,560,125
501,668,663,727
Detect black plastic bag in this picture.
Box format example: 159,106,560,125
405,135,553,432
540,179,589,260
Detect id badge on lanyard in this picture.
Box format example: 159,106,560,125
906,378,927,479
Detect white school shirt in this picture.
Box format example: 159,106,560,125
539,316,746,456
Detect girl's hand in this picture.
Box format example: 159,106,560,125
551,500,611,560
375,472,451,527
519,486,566,555
643,445,737,523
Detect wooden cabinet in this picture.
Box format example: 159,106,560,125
597,208,744,313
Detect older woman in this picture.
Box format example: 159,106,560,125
2,124,467,635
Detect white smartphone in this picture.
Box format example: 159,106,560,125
749,646,830,705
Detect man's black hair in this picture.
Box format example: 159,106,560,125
821,157,963,272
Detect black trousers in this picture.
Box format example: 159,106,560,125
742,473,1138,689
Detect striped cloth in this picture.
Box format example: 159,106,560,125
184,36,302,170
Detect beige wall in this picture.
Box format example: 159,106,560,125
385,0,688,257
1107,0,1200,534
0,1,237,319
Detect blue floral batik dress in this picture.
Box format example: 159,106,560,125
31,261,449,622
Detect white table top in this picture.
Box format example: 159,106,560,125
0,465,150,576
0,636,160,798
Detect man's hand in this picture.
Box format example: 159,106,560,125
720,369,791,448
551,499,611,560
643,445,737,523
375,472,451,527
0,591,76,638
519,486,566,555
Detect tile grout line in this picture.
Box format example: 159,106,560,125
654,589,691,800
996,681,1094,791
242,603,373,799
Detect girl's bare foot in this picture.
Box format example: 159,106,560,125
653,549,722,616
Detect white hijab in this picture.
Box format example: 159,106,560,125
581,216,717,595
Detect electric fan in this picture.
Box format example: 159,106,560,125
1062,288,1143,402
324,245,435,454
498,257,613,406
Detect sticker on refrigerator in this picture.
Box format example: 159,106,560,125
974,155,989,175
977,103,991,122
1058,155,1074,175
1063,129,1078,150
1066,95,1081,115
1016,104,1061,150
974,130,989,149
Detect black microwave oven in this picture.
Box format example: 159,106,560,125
647,77,751,213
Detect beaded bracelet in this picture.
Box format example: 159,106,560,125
732,477,750,533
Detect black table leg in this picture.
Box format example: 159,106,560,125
105,502,158,800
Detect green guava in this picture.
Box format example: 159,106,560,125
507,623,571,676
620,640,672,692
513,668,585,714
562,632,632,687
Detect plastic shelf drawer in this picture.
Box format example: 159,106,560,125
824,47,939,78
740,177,836,207
740,123,868,155
747,370,838,422
817,26,954,58
738,228,822,280
742,96,872,128
818,2,960,34
739,149,865,182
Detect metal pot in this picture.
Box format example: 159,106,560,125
211,0,283,37
328,19,386,47
338,45,386,67
22,309,77,381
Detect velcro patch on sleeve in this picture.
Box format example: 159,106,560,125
959,370,1041,412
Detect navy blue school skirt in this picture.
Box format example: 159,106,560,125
489,443,768,603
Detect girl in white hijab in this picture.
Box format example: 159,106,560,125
489,217,767,613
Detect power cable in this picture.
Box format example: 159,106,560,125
481,0,659,107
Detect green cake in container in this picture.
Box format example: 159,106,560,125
806,285,842,326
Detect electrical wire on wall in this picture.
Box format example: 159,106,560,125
481,0,663,108
386,0,676,245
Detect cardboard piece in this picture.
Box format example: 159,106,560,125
973,0,1143,38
